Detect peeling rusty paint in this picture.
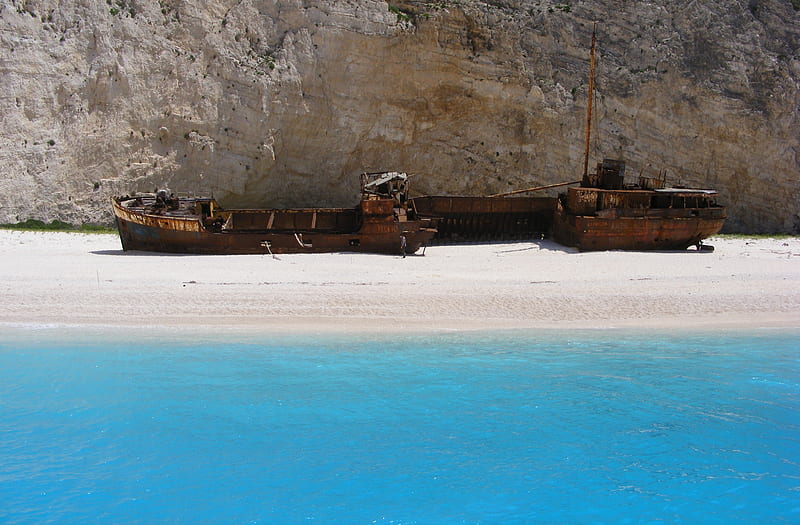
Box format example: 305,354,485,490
553,160,726,251
411,196,555,242
112,173,436,255
112,200,203,232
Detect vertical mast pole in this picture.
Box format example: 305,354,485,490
583,23,597,179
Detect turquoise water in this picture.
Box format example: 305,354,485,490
1,330,798,524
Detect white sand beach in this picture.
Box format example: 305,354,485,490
1,230,798,335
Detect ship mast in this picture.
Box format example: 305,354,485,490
582,23,597,180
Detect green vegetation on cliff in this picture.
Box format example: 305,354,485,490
0,219,115,234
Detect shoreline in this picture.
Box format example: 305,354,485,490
3,311,799,334
3,318,799,349
1,230,798,338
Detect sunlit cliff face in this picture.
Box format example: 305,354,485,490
1,0,798,232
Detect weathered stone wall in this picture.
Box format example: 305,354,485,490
1,0,798,232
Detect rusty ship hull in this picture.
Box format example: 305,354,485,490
112,174,436,255
553,204,726,251
410,195,555,242
552,172,726,251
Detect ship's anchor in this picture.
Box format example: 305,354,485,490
695,241,715,252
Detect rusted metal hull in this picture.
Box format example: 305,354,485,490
553,201,726,251
112,197,436,255
410,196,556,242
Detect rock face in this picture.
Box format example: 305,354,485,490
1,0,798,232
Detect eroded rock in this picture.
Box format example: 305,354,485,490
0,0,798,232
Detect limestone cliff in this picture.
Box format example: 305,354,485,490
1,0,798,232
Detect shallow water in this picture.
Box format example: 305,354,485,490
1,330,798,524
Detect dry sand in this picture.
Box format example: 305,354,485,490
1,230,798,335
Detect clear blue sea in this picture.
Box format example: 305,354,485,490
1,329,798,524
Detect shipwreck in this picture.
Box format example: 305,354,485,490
112,172,437,255
413,24,725,251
